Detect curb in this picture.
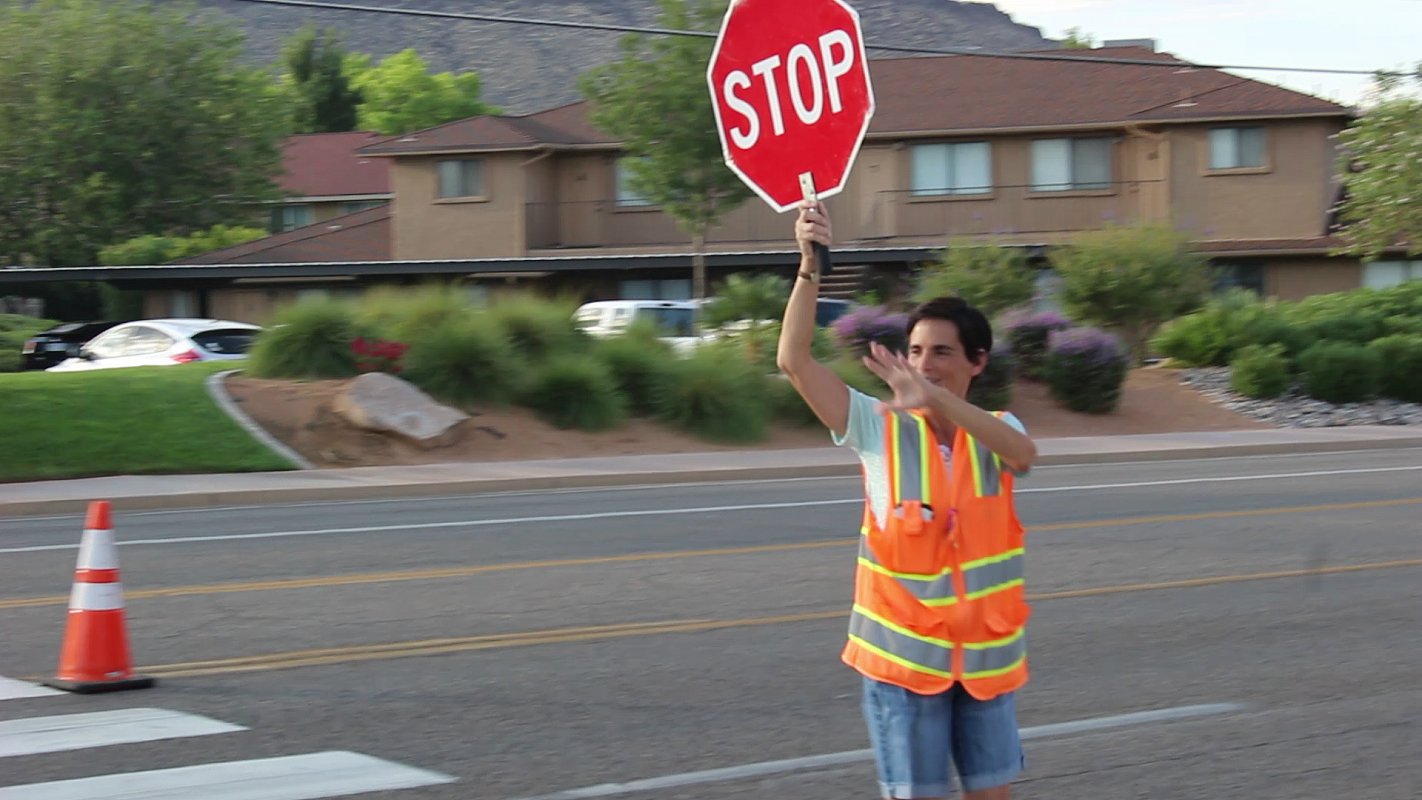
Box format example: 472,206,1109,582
2,433,1421,518
206,370,315,470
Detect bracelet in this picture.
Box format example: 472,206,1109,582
798,270,818,282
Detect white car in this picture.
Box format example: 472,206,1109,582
573,300,700,354
46,318,260,372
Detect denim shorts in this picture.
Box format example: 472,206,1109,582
861,677,1024,798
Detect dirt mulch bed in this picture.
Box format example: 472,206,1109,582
223,367,1267,470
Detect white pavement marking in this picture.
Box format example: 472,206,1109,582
3,464,1421,554
510,703,1247,800
0,750,457,800
0,708,245,758
0,677,60,701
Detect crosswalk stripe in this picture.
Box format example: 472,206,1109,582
0,708,245,758
0,750,458,799
0,677,60,701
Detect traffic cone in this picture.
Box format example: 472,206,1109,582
42,501,155,693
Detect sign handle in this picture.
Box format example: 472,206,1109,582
798,172,834,276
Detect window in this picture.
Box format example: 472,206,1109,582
270,204,313,233
1363,260,1422,290
615,158,653,207
124,326,177,357
1030,138,1112,191
1213,263,1265,295
1208,127,1266,170
342,200,386,214
910,142,992,196
437,159,484,199
620,279,691,300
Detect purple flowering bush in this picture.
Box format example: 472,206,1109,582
1045,327,1128,414
998,308,1072,379
830,305,909,358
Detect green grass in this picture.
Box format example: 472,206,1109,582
0,361,294,481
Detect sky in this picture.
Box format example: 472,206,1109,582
970,0,1420,106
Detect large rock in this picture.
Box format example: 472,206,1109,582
332,373,468,449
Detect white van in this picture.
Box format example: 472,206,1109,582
573,300,700,353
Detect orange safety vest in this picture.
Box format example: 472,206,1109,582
841,407,1030,699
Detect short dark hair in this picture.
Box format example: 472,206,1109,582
906,296,993,365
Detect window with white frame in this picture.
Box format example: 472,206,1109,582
270,204,313,233
615,158,653,207
342,200,387,215
1363,260,1422,290
910,142,992,196
437,159,484,199
1030,138,1112,191
1208,127,1266,170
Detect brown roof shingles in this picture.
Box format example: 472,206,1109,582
279,132,392,197
359,47,1348,156
179,205,391,265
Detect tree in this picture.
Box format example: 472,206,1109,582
914,238,1036,317
99,225,267,266
1335,66,1422,259
345,50,498,135
283,26,362,133
703,272,789,328
580,0,752,301
1060,27,1097,49
1049,224,1213,362
0,0,289,267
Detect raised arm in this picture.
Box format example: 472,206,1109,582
775,201,851,438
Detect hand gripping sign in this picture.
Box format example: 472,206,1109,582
707,0,875,273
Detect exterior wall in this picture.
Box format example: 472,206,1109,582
1168,118,1342,240
1262,256,1361,301
390,154,529,260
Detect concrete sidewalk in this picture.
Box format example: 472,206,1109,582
2,425,1421,517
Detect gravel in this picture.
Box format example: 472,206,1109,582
1180,368,1422,428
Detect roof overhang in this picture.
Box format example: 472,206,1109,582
0,247,943,286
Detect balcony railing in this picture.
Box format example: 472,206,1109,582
524,180,1163,250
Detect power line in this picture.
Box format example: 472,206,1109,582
227,0,1405,77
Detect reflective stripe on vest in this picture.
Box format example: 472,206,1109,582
848,605,953,678
856,533,957,606
965,417,1005,498
963,628,1027,679
962,548,1025,600
888,411,932,513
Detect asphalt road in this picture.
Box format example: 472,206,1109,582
1,447,1419,799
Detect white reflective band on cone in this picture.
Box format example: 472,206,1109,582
69,582,124,611
75,530,119,571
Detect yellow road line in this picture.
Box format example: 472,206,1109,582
111,556,1422,679
4,496,1420,612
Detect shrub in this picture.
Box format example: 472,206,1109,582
247,297,362,378
655,349,769,442
1368,334,1422,402
1236,313,1310,361
1229,344,1291,399
1049,224,1212,361
997,309,1070,379
0,314,56,372
1149,289,1290,367
830,305,908,358
489,294,586,360
355,285,474,342
522,355,627,431
967,342,1014,410
766,374,821,426
830,355,889,399
595,334,674,415
1297,341,1381,404
913,239,1036,317
1044,327,1128,414
1299,312,1387,346
702,273,789,329
401,316,520,406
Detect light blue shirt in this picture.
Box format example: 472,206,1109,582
832,388,1027,529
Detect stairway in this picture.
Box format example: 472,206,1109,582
817,262,868,300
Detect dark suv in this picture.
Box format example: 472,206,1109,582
19,321,126,371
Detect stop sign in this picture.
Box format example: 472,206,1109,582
707,0,875,213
